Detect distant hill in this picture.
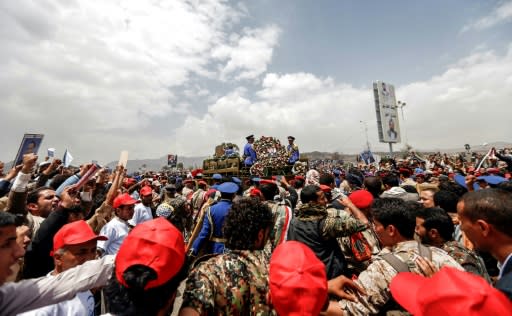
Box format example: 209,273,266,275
105,141,512,172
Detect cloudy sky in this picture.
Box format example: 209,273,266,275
1,0,512,165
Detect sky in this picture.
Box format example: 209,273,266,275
1,0,512,165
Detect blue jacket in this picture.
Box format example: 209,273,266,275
496,256,512,300
243,143,257,166
191,199,232,256
287,144,299,164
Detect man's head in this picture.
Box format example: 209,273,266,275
372,198,416,247
224,197,273,250
105,218,187,316
415,207,454,246
259,182,279,201
0,212,26,285
457,189,512,255
218,182,238,200
287,136,295,145
139,186,153,206
319,173,335,188
113,193,138,221
52,220,107,273
363,176,383,198
382,174,400,190
300,185,327,206
26,186,59,218
419,189,436,208
246,134,255,143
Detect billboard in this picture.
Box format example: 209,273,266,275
373,81,401,143
167,154,178,168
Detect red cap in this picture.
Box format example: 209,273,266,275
390,267,512,316
198,180,207,186
139,186,153,196
250,188,263,198
184,179,194,184
122,177,136,188
113,193,138,209
115,218,185,290
270,241,327,316
319,185,331,193
349,190,373,209
486,168,500,175
294,175,305,181
260,179,275,185
52,220,107,256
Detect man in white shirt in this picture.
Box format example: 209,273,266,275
18,220,107,316
97,193,137,255
130,186,153,226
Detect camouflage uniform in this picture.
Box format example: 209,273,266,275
181,250,276,315
442,240,491,282
287,203,367,279
263,201,293,253
338,240,463,315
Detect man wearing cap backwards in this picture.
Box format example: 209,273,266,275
103,217,187,316
180,198,275,316
243,134,257,167
97,193,137,256
0,212,115,315
18,220,108,316
130,185,154,226
286,136,300,164
327,198,462,316
457,189,512,299
189,182,238,256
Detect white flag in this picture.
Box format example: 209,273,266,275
47,148,56,157
63,149,73,167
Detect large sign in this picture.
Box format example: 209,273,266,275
167,154,178,167
373,81,401,143
13,133,44,166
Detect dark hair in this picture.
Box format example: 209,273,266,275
416,207,454,241
372,198,415,239
104,263,187,316
49,175,69,190
27,186,53,204
363,176,382,198
401,185,418,194
434,190,459,212
438,181,467,197
382,174,399,188
293,179,305,189
259,182,278,201
300,185,321,204
319,174,334,186
459,189,512,237
223,198,273,250
497,181,512,193
0,211,17,228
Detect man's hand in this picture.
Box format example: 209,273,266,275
21,154,38,174
43,158,62,176
78,163,93,178
415,256,438,277
328,275,366,302
60,186,81,209
4,165,23,181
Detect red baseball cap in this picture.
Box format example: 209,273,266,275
390,267,512,316
113,193,138,209
349,190,374,209
115,217,186,290
319,185,331,193
52,220,107,256
269,241,327,316
139,186,153,196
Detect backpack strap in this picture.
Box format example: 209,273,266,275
380,253,410,273
417,241,432,261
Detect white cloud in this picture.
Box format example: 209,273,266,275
175,45,512,156
0,0,280,163
462,1,512,32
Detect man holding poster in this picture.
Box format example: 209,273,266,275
13,134,44,167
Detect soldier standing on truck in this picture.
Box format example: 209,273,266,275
243,134,257,166
287,136,300,164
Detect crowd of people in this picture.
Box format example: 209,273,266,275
0,144,512,315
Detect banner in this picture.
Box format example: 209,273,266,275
167,154,178,167
63,149,73,167
373,81,401,143
360,150,376,165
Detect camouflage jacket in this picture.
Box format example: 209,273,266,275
442,240,491,282
263,201,293,253
181,250,276,316
338,240,463,315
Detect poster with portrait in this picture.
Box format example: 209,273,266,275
167,154,178,167
13,133,44,166
373,81,401,143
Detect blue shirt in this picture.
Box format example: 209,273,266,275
191,199,232,255
287,144,299,164
243,143,257,166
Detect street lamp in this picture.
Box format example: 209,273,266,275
397,100,407,145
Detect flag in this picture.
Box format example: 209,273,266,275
47,148,55,157
63,149,73,167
